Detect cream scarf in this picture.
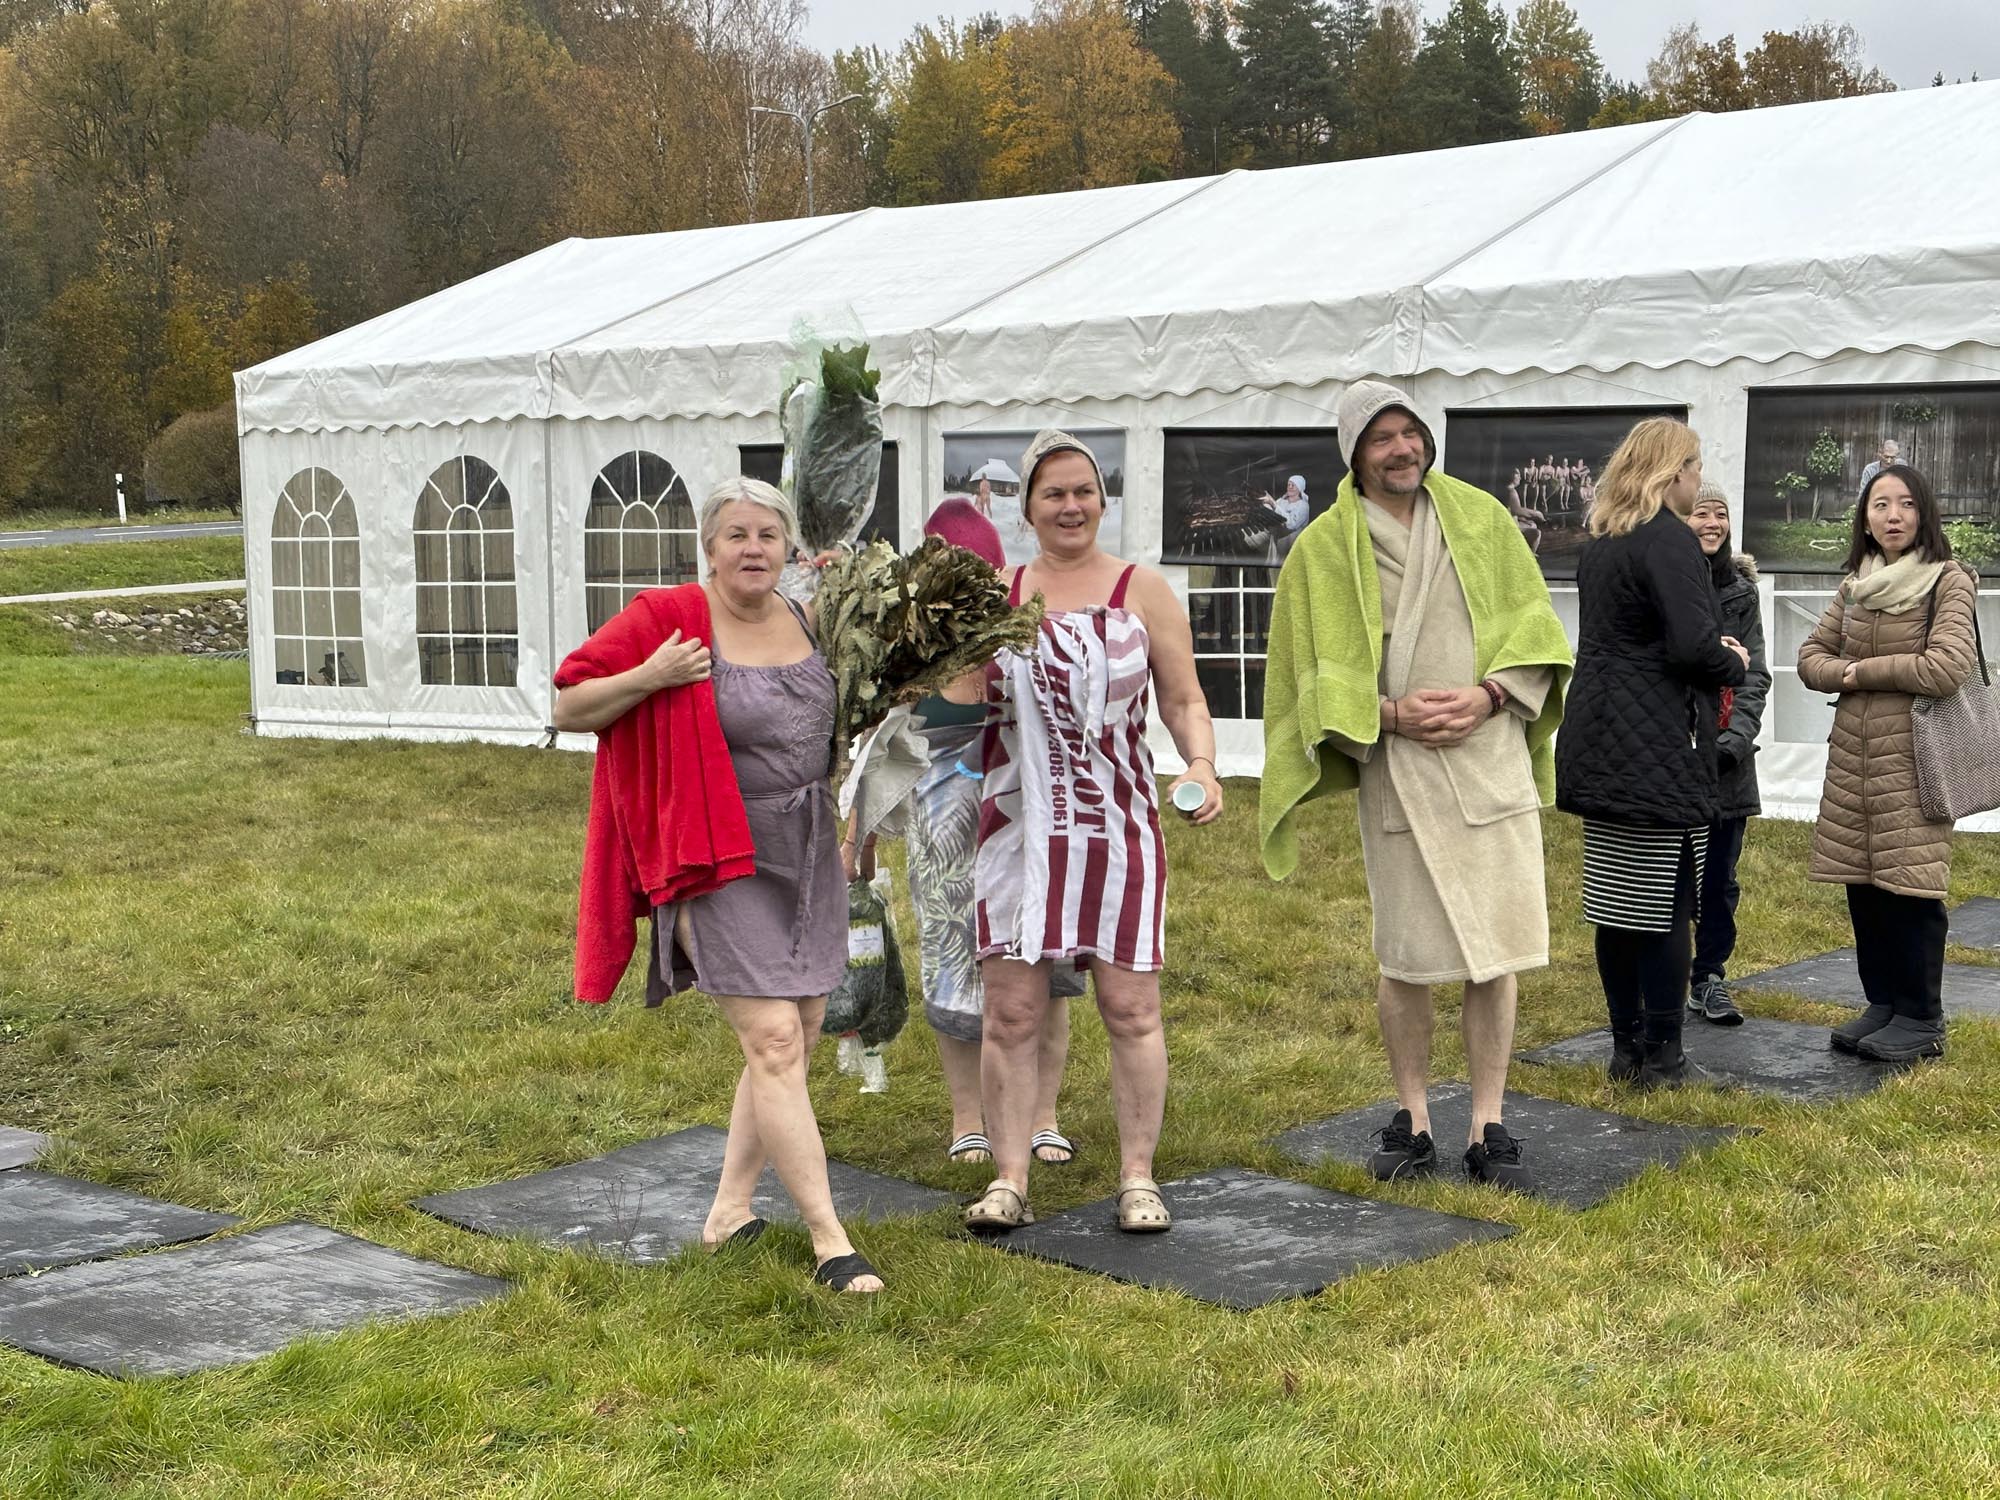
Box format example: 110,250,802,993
1847,549,1945,615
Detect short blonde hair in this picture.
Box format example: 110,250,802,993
1590,418,1700,538
700,477,798,553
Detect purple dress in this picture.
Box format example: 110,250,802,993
647,600,847,1002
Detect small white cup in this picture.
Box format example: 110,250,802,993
1171,779,1207,814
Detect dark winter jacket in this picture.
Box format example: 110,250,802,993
1712,551,1769,821
1555,507,1747,827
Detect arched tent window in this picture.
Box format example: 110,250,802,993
585,450,699,632
414,456,518,687
272,468,366,688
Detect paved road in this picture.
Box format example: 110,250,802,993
0,520,243,550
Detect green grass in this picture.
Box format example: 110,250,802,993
0,506,240,532
3,654,1999,1497
0,537,247,598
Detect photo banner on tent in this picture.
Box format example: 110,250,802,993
1743,385,2000,575
1161,429,1346,567
1443,405,1686,579
740,442,900,548
940,430,1126,567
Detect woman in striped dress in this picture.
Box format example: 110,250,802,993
962,430,1222,1236
1555,418,1748,1088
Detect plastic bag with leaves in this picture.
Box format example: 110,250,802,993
778,340,882,600
823,871,907,1047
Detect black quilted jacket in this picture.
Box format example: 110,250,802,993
1555,507,1747,826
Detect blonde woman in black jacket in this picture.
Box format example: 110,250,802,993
1555,420,1749,1088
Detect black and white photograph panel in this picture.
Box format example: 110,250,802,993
1443,405,1687,578
1161,428,1345,568
940,430,1126,568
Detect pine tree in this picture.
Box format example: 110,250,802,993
1408,0,1524,149
1234,0,1338,166
1346,0,1422,158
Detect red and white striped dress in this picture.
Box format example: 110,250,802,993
974,565,1167,972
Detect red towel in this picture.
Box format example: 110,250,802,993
554,583,756,1002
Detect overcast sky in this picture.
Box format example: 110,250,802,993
801,1,2000,89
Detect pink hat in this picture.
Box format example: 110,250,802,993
924,497,1006,569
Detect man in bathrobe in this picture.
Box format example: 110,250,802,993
1283,382,1571,1190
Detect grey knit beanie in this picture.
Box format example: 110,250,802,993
1336,380,1436,478
1018,428,1105,516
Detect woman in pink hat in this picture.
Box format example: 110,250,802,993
889,498,1083,1171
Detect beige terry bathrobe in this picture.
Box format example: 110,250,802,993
1334,495,1555,984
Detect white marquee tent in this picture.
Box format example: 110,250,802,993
235,82,2000,826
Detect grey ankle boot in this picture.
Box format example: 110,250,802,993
1829,1003,1895,1054
1855,1014,1945,1062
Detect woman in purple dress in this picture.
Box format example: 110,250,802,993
553,478,880,1294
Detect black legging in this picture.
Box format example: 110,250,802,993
1595,837,1698,1043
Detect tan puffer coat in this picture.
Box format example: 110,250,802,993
1797,561,1980,897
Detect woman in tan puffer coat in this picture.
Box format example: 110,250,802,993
1797,463,1980,1062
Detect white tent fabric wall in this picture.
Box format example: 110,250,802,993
234,84,2000,830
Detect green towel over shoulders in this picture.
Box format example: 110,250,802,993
1258,470,1574,880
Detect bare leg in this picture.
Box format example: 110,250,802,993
1377,976,1436,1136
978,957,1052,1196
708,994,879,1291
1461,974,1518,1145
708,998,828,1236
1031,996,1073,1159
1089,961,1166,1183
934,1033,987,1155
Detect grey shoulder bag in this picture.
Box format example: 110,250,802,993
1913,575,2000,821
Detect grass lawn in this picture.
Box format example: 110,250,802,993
0,507,241,533
3,654,1998,1497
0,538,248,600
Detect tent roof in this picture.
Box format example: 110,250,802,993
237,82,2000,433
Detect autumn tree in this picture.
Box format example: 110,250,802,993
1643,22,1747,115
1514,0,1603,134
884,22,1000,204
983,0,1176,196
377,0,570,289
1743,22,1894,106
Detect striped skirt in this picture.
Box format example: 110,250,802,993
1581,820,1708,934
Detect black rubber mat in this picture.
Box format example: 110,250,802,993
1518,1016,1905,1102
989,1166,1512,1309
0,1222,507,1376
414,1125,954,1261
1275,1084,1743,1210
0,1127,50,1172
1735,951,2000,1018
0,1173,237,1278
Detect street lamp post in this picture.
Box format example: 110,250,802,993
751,92,861,218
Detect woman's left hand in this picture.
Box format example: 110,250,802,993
1168,766,1224,826
1840,660,1860,689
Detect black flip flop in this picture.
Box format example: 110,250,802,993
705,1216,768,1252
813,1252,882,1293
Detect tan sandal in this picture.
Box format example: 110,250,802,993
963,1179,1033,1235
1116,1176,1172,1233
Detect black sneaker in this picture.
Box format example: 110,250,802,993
1690,977,1745,1027
1464,1122,1532,1192
1366,1108,1437,1180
